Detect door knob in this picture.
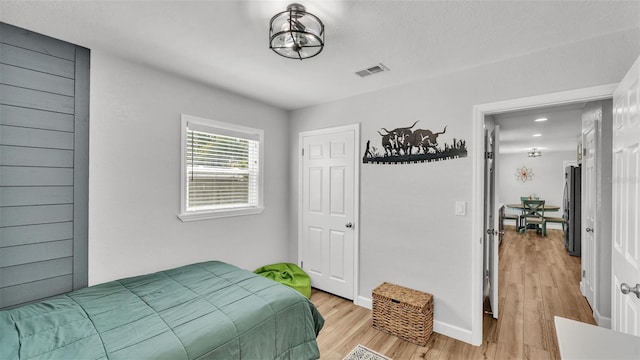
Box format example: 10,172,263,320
345,222,353,228
586,228,594,233
620,283,640,299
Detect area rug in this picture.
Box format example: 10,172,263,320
343,344,392,360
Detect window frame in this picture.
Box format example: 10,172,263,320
178,114,264,221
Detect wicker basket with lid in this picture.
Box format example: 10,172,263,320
372,282,433,346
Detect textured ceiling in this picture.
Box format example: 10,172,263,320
1,0,639,110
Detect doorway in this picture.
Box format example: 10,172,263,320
298,124,360,301
470,84,617,345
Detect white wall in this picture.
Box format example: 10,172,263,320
288,29,639,342
89,52,290,285
498,150,576,228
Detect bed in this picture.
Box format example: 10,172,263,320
0,261,324,360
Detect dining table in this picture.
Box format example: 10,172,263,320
506,203,561,232
506,203,561,212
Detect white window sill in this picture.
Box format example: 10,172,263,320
178,207,264,222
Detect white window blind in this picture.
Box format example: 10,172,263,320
179,115,263,221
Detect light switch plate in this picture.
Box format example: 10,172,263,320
455,201,466,216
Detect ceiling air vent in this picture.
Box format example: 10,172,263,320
355,63,389,78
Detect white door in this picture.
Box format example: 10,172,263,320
299,125,358,300
612,55,640,335
484,125,500,319
582,125,596,309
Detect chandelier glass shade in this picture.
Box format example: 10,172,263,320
269,3,324,60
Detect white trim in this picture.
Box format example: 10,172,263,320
594,307,612,329
178,114,265,222
471,84,617,346
356,295,473,342
298,123,361,304
356,295,372,309
434,320,474,344
178,207,264,221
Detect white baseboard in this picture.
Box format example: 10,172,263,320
354,296,474,345
433,320,474,344
356,295,372,309
577,284,611,329
594,308,612,329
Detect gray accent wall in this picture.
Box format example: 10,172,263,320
0,22,89,308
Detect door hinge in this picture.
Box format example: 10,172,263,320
582,270,586,278
485,269,489,277
485,151,494,159
300,261,304,269
301,148,304,156
583,148,587,156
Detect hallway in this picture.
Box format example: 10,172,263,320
488,227,596,359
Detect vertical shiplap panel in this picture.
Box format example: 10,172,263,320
0,22,89,308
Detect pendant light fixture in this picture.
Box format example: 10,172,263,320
528,148,542,157
269,3,324,60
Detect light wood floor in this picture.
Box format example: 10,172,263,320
310,227,596,359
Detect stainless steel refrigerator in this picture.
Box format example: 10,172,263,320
563,165,581,256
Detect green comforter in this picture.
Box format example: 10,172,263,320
0,261,324,360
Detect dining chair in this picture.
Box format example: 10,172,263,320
500,205,519,229
521,199,546,236
517,197,536,230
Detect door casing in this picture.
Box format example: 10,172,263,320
470,84,617,346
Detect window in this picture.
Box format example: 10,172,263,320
179,115,264,221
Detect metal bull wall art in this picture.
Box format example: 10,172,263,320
363,121,467,164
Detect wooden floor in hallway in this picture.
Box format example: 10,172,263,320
310,227,596,359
